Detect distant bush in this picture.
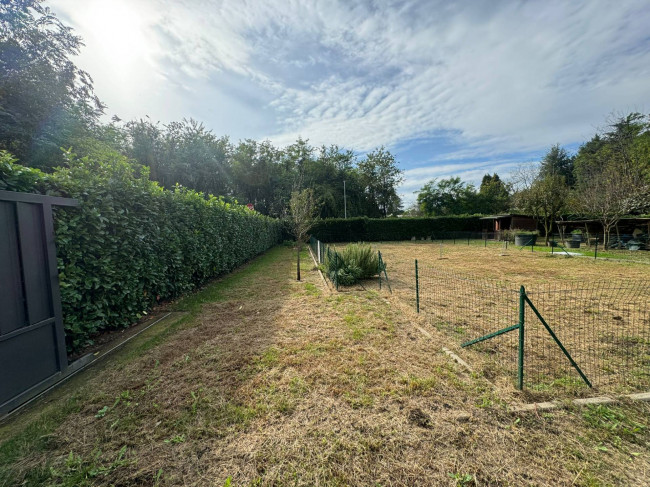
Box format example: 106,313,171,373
324,243,380,286
311,216,482,242
1,150,282,352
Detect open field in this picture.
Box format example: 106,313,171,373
357,241,650,397
1,246,649,486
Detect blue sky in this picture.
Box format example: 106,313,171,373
48,0,650,207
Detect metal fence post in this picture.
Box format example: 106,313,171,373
594,240,598,260
415,259,420,313
335,250,339,290
378,250,382,290
518,285,525,390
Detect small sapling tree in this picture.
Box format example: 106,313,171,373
289,189,318,280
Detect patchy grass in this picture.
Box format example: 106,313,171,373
1,246,649,486
375,240,649,284
374,241,650,397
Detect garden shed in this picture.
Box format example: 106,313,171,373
480,214,537,238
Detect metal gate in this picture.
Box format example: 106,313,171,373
0,190,78,414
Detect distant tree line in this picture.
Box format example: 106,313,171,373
414,113,650,246
0,0,403,219
414,173,511,216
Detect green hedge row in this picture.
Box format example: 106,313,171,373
1,151,282,352
310,216,482,242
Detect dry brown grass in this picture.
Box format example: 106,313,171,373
1,246,649,486
371,241,650,397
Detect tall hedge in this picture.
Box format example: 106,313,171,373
0,150,282,352
310,216,482,242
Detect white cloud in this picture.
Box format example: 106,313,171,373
48,0,650,182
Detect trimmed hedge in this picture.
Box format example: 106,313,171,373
311,216,482,242
1,150,282,352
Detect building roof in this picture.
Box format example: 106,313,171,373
479,214,533,220
554,217,650,224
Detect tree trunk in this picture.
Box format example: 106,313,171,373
296,244,301,281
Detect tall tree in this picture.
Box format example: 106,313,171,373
573,113,650,247
417,177,478,216
0,0,104,167
357,147,403,217
540,144,575,186
478,173,510,214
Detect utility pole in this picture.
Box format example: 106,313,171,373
343,180,347,219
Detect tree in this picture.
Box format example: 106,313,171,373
417,177,478,216
478,173,510,214
540,144,575,186
289,189,318,281
0,0,104,167
512,155,569,245
357,147,403,217
573,113,650,247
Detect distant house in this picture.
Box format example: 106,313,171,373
480,214,537,238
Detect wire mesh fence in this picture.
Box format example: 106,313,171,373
523,281,650,392
415,261,650,394
309,235,391,292
311,231,650,259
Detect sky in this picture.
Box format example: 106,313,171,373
48,0,650,207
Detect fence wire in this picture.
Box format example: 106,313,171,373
416,262,650,393
417,265,520,383
523,281,650,392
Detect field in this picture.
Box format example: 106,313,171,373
351,241,650,396
1,246,649,486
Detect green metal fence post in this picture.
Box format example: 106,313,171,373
378,250,382,290
594,240,598,259
518,285,525,390
415,259,420,313
335,251,339,291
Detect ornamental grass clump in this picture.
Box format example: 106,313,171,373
325,243,380,286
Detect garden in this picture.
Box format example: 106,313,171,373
1,243,648,486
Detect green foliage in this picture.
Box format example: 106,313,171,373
478,173,511,214
0,151,46,192
416,174,511,216
540,144,575,186
311,216,482,242
357,146,403,217
417,177,479,216
0,1,103,168
48,446,129,486
582,405,646,445
342,243,380,278
325,243,380,286
2,151,281,352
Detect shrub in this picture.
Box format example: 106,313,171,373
311,216,482,242
324,243,380,286
1,150,282,352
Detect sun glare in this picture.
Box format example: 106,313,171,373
77,0,152,78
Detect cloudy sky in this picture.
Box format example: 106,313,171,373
48,0,650,206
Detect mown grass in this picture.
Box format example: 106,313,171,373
1,245,649,486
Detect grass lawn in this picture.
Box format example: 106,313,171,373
1,246,649,486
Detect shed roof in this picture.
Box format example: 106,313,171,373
479,214,533,220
